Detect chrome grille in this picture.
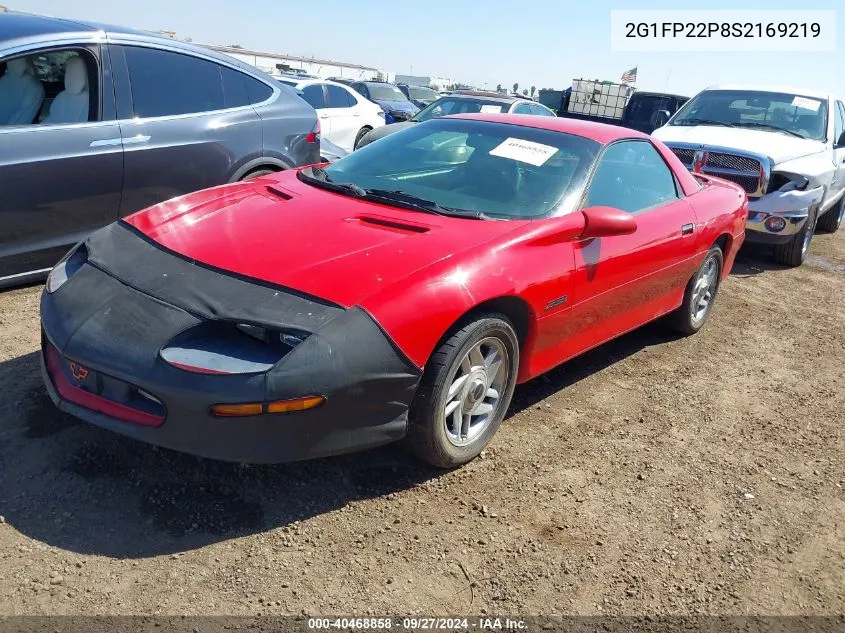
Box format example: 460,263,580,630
666,144,765,196
670,148,695,165
706,152,762,173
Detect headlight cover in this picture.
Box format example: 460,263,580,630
45,243,88,294
160,321,310,375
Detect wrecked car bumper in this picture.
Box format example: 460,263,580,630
746,185,823,244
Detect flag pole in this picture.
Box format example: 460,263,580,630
664,69,671,92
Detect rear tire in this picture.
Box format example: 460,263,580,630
669,245,723,335
773,205,817,267
406,315,519,469
239,168,276,181
354,127,372,150
817,196,844,233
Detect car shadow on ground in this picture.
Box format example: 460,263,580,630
729,244,791,277
1,317,682,559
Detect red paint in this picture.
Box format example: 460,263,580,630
126,122,746,383
581,206,637,239
45,344,165,427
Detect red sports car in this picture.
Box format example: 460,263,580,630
40,114,747,468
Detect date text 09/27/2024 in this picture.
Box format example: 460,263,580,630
307,617,528,630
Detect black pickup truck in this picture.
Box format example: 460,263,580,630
539,87,688,134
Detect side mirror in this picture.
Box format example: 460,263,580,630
524,206,636,246
651,109,671,128
580,206,637,239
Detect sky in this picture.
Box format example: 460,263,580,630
9,0,843,97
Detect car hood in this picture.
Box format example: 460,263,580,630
124,171,526,308
652,125,827,164
366,120,417,143
372,99,418,114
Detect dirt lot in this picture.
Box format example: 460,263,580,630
0,233,842,618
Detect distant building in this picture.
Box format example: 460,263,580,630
201,42,392,82
395,74,459,90
0,4,9,11
158,30,177,39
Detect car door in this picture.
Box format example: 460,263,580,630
110,44,263,215
0,44,122,281
552,139,699,360
298,83,329,139
324,83,360,151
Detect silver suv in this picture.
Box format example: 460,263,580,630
0,12,320,288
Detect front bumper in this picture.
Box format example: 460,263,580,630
39,223,422,464
745,185,823,245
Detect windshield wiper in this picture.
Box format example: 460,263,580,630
675,118,739,128
363,189,488,219
297,167,367,197
734,122,807,139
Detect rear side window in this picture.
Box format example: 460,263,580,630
220,66,274,107
301,84,325,109
123,47,225,117
530,103,554,116
326,84,354,108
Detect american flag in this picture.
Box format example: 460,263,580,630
621,67,637,84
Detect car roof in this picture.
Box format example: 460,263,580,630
452,90,528,102
2,11,275,83
702,84,830,100
449,113,649,144
440,93,522,105
285,78,354,90
1,11,150,40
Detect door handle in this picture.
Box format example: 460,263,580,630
123,134,151,145
319,113,328,118
90,138,122,148
681,223,694,235
353,112,361,117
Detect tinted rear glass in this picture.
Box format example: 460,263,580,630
123,46,225,117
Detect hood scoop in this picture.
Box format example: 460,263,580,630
266,185,293,201
349,215,432,234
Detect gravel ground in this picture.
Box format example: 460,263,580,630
0,232,842,617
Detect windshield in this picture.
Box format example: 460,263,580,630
413,97,508,122
310,118,599,220
671,89,828,140
408,86,438,101
367,83,408,101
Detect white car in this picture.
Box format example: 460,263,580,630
275,77,385,152
653,85,845,267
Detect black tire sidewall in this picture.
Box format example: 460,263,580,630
410,316,519,468
677,246,723,334
354,127,371,150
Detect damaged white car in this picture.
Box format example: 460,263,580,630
653,85,845,266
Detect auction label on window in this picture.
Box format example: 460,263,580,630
611,10,836,52
489,138,557,167
480,105,505,113
791,96,822,111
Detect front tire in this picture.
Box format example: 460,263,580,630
669,245,723,335
406,315,519,468
817,195,844,233
773,205,817,267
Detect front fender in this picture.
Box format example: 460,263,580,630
360,234,576,370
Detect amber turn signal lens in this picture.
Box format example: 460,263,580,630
210,403,264,418
267,396,326,414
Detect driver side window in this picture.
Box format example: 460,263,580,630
0,48,98,127
583,140,679,214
